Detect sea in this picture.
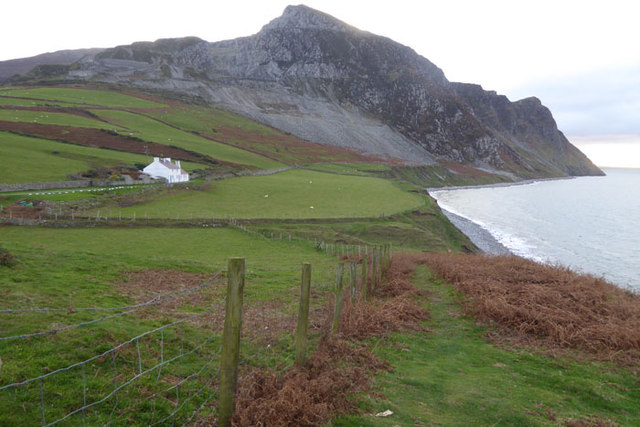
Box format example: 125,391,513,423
430,168,640,291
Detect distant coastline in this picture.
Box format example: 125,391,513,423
427,175,576,194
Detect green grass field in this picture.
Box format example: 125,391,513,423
103,169,424,219
93,109,283,169
0,109,123,129
307,162,392,176
0,87,166,108
0,132,156,183
147,105,280,137
0,97,78,107
0,227,337,425
0,227,335,309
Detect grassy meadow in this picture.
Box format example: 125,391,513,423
0,87,166,108
0,132,154,183
0,227,338,425
94,169,424,219
0,109,122,129
92,109,283,169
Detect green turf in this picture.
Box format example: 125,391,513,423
0,227,335,308
0,87,166,108
147,105,280,137
306,162,392,176
93,109,283,169
0,109,123,129
0,132,157,183
0,226,337,425
246,196,476,253
334,268,639,426
0,97,77,107
102,169,424,219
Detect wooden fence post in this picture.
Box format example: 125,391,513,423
371,246,378,294
331,263,345,335
219,257,246,427
349,262,357,302
377,245,383,285
295,262,312,366
362,255,368,302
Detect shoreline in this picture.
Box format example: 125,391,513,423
427,175,580,256
441,208,511,255
427,175,576,194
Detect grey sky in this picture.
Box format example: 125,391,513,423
509,65,640,136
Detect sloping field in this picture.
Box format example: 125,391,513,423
0,86,406,175
0,121,215,169
0,132,161,183
93,109,284,169
108,169,424,219
145,107,386,166
0,109,116,129
0,87,166,108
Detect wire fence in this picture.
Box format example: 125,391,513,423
0,259,353,425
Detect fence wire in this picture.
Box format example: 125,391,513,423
0,275,224,342
0,273,223,314
0,254,359,425
1,307,222,426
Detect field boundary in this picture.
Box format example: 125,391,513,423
0,241,391,425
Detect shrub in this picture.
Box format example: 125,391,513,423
0,247,16,267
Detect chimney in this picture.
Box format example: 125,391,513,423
153,157,159,162
176,160,181,169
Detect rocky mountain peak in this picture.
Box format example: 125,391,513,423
261,4,356,33
1,5,602,178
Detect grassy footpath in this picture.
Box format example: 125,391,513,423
335,266,639,426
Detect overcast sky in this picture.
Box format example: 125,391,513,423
2,0,639,167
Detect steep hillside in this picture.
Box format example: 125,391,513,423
0,86,387,184
0,48,104,81
1,5,602,180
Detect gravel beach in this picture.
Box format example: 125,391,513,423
441,209,511,255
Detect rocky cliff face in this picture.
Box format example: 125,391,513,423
4,5,603,178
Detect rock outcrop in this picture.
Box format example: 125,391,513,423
1,5,603,178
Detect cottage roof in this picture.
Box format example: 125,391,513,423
159,159,181,170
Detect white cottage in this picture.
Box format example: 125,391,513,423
142,157,189,183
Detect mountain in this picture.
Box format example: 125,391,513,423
0,48,104,81
0,5,603,179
